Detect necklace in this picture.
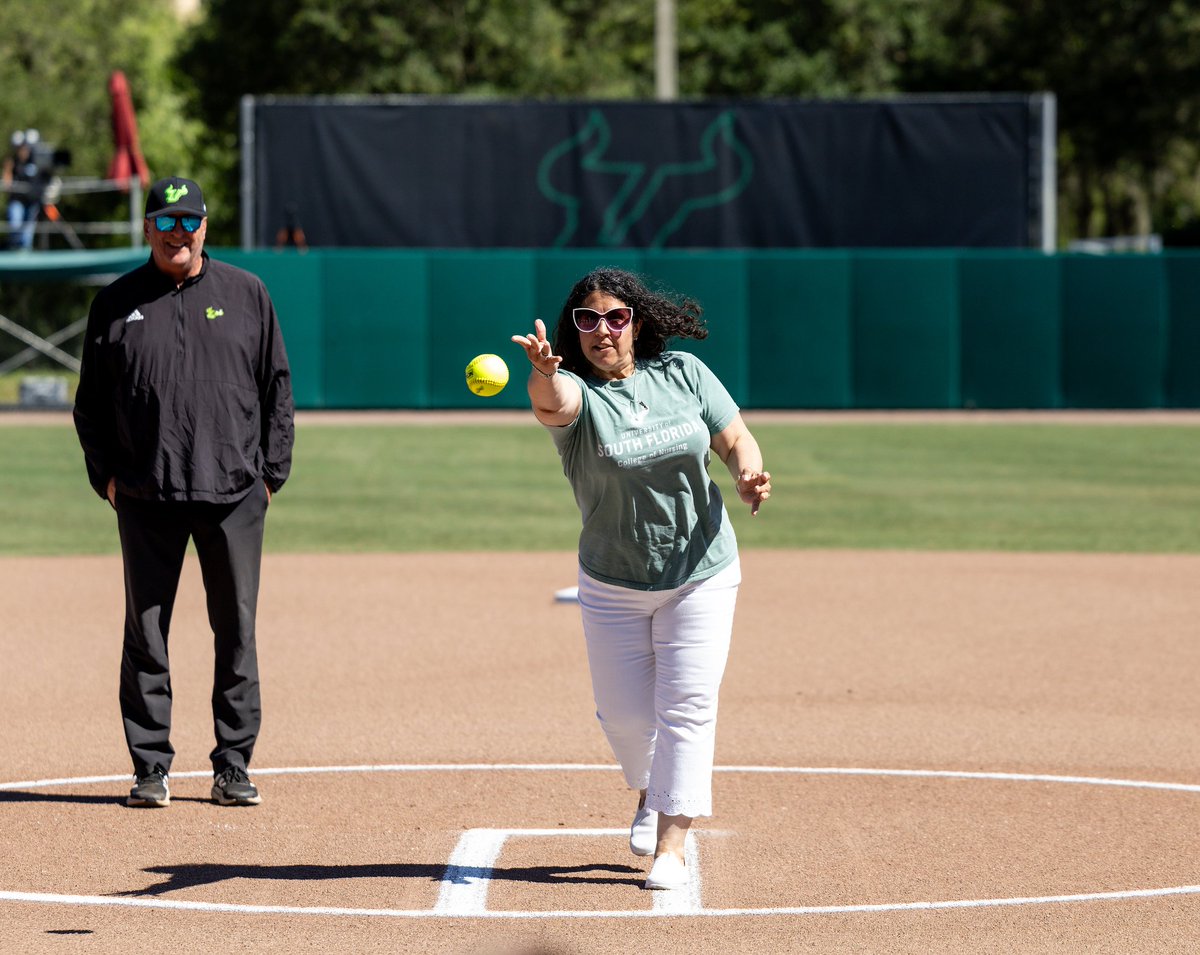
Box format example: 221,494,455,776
628,372,649,425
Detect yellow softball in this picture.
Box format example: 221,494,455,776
465,353,509,397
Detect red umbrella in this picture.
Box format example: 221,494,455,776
106,70,151,190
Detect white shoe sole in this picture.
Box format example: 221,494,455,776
127,782,170,807
211,786,262,806
126,794,169,807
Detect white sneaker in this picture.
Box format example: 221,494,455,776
629,805,657,856
644,852,689,890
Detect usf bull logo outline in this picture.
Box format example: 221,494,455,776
536,109,754,249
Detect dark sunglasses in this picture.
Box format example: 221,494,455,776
572,306,634,333
153,215,203,233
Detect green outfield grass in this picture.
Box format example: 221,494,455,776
1,421,1197,556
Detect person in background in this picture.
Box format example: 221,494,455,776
273,202,308,251
511,267,771,891
73,176,295,809
2,129,47,250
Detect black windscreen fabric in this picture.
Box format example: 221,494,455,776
251,98,1038,249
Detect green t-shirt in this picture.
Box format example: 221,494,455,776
548,351,740,591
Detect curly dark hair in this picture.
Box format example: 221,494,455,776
551,267,708,376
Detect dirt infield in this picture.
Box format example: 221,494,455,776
2,549,1200,953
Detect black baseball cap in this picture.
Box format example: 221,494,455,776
145,177,207,219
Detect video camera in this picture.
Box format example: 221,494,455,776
10,129,71,176
8,129,71,205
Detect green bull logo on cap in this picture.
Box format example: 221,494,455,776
165,183,189,203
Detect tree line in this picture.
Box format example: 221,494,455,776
2,0,1198,250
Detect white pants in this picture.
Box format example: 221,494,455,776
577,558,740,818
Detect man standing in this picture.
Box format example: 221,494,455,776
73,177,294,808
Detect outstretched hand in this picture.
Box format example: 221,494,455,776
735,469,772,516
510,319,562,379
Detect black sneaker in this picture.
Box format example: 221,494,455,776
211,766,262,806
127,771,169,808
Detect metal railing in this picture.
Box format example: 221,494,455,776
0,177,144,389
1,175,144,249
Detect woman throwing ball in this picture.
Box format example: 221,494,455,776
511,268,771,891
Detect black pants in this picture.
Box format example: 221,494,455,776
115,482,268,777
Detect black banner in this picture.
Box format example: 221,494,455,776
247,96,1048,249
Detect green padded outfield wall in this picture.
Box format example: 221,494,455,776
747,253,853,409
208,248,1200,411
852,254,960,409
958,252,1062,409
1164,255,1200,408
1062,256,1168,409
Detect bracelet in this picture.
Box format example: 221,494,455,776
532,365,556,379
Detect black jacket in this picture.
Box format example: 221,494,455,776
73,252,294,503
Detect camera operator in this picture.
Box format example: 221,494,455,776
3,129,52,251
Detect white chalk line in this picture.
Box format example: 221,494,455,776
435,828,513,915
4,884,1200,920
5,763,1200,793
4,763,1200,920
432,828,704,916
652,831,702,915
0,764,614,791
